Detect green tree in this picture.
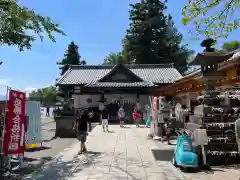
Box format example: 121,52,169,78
180,0,240,39
103,52,124,65
222,40,240,52
126,0,193,74
28,86,57,106
57,41,86,75
122,37,133,64
80,60,87,65
0,0,65,51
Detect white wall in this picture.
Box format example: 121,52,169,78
72,94,150,109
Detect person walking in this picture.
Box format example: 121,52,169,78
118,106,125,128
73,109,90,154
88,107,94,132
132,107,142,128
101,108,109,132
46,106,50,117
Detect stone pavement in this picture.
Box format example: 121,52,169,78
25,125,240,180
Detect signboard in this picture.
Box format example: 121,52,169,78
3,90,26,155
192,129,208,146
152,97,159,111
152,97,161,122
25,101,42,145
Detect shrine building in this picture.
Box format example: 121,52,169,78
155,51,240,112
56,63,182,113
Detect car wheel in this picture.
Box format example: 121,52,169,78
172,156,177,167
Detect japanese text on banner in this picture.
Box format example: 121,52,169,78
3,90,26,155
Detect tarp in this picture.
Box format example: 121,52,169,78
25,101,42,145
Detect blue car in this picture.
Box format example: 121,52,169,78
172,135,198,168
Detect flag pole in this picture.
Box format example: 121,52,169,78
1,86,9,170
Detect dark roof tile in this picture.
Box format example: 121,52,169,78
57,64,182,85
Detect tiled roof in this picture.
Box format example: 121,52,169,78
86,81,155,88
183,51,240,80
56,64,182,85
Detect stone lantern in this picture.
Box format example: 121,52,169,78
190,39,237,166
190,38,234,91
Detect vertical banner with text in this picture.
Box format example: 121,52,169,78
3,89,26,155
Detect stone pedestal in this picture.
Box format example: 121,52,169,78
54,116,76,138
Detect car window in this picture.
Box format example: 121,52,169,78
182,141,192,151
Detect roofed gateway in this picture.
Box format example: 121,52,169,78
55,62,182,137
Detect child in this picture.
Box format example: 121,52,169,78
132,107,142,128
101,108,109,132
118,107,125,128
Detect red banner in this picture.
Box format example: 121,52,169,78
3,89,26,155
152,97,159,111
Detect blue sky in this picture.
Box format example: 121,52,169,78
0,0,238,95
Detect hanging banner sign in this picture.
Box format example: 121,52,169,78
152,97,159,111
3,89,26,155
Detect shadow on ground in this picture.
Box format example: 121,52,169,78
25,146,51,152
26,151,157,180
42,136,57,143
0,156,53,180
107,130,115,133
151,149,173,162
22,151,102,180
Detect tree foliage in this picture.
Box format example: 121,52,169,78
28,86,57,106
0,0,65,51
103,52,124,65
103,37,134,65
180,0,240,39
57,41,86,75
222,40,240,52
121,37,133,64
126,0,193,74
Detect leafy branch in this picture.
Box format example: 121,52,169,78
181,0,240,39
0,0,65,51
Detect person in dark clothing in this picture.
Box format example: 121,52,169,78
46,106,50,116
73,109,90,154
88,107,94,132
101,108,109,132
